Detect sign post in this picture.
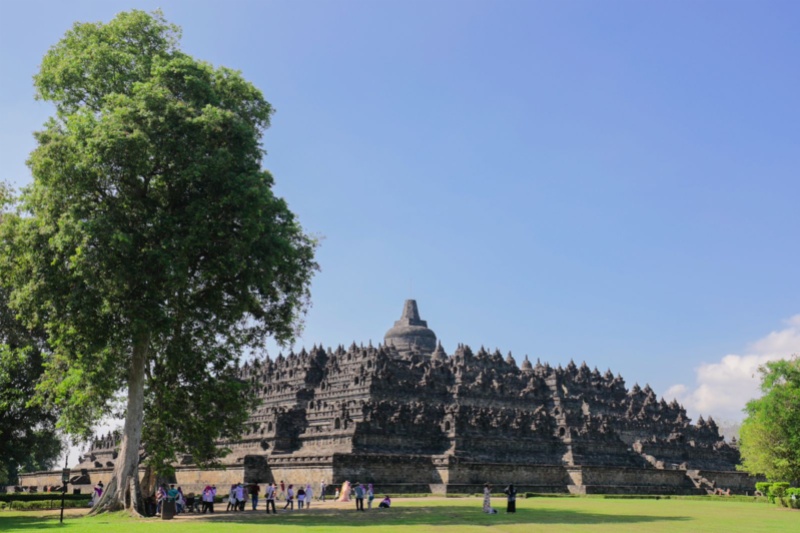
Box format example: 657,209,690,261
60,456,70,524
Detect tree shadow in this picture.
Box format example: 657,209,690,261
0,515,71,530
179,505,690,527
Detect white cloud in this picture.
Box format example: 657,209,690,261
667,315,800,422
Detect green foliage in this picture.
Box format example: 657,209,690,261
739,356,800,483
0,8,317,487
0,256,62,486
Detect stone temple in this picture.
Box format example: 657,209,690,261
17,300,756,495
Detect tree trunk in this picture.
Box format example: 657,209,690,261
90,331,150,515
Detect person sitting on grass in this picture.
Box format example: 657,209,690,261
379,495,391,509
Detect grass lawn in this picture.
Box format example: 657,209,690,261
0,496,795,532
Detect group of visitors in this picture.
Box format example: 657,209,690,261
261,481,316,512
335,480,383,510
190,479,392,514
156,484,185,514
145,478,532,518
483,482,517,514
226,483,251,511
150,483,218,516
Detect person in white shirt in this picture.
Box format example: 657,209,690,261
265,483,276,514
283,484,295,510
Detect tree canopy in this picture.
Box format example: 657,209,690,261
0,10,317,512
738,356,800,483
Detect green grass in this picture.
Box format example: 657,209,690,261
0,496,795,532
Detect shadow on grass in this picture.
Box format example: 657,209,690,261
0,515,71,531
171,505,690,527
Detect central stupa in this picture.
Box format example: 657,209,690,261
383,299,437,356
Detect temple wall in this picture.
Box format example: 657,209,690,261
692,470,760,493
332,454,446,485
446,462,570,491
567,466,701,495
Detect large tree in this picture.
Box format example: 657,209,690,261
738,356,800,483
0,11,317,513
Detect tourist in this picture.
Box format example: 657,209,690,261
227,484,237,511
249,483,260,511
379,495,391,509
483,483,497,514
338,480,351,502
503,483,517,513
239,483,247,511
320,479,326,501
265,482,277,514
156,483,168,515
305,483,313,508
176,486,185,513
367,483,375,509
354,482,365,511
202,485,216,513
283,484,295,510
279,480,286,501
90,482,103,507
297,486,306,509
334,487,340,500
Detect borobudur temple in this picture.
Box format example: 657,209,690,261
16,300,757,495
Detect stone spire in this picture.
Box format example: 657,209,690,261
402,300,423,323
431,341,448,362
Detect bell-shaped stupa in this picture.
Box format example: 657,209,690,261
384,299,437,357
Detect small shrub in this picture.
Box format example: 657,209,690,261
755,482,772,496
769,482,791,507
786,488,800,509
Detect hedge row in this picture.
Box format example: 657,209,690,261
0,493,89,503
0,499,91,511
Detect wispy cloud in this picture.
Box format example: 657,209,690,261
666,315,800,422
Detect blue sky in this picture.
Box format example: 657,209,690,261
2,0,800,423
